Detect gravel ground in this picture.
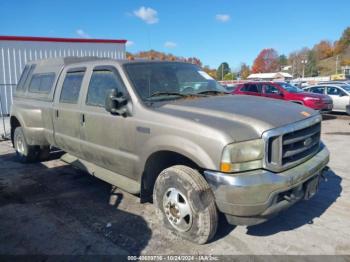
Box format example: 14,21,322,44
0,116,349,256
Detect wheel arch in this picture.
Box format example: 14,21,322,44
10,115,23,146
140,150,203,203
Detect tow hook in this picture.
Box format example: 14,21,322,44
321,166,329,182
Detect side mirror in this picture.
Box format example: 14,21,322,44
105,89,128,116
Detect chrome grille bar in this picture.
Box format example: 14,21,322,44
262,114,322,173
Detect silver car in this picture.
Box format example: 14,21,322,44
304,84,350,114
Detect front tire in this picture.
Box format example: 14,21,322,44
153,165,218,244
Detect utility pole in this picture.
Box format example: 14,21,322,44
335,55,339,74
301,59,308,79
221,64,224,80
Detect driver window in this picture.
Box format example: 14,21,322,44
86,69,125,107
327,87,340,96
263,84,280,94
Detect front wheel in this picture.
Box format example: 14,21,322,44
153,165,218,244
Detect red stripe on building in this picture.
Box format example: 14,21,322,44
0,35,127,44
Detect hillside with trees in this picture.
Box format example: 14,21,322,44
252,27,350,77
126,50,202,66
125,26,350,80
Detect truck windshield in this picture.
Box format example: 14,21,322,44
124,62,228,101
278,82,304,93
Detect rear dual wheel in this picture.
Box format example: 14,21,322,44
14,127,50,163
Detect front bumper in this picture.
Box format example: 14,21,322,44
315,103,333,114
204,146,330,226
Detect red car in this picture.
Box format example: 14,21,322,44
232,81,333,112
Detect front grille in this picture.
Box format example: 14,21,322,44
264,116,322,172
282,123,320,165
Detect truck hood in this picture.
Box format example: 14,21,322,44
154,95,318,142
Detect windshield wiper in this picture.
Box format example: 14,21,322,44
147,91,187,99
197,90,229,95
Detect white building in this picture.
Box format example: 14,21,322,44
0,35,126,115
247,72,293,81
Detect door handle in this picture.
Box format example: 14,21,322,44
55,109,59,118
80,113,85,125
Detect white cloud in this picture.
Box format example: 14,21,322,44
164,41,177,48
126,40,134,47
215,14,230,22
134,6,159,24
76,29,91,38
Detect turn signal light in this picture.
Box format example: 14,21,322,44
220,162,232,173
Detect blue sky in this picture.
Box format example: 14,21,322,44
1,0,349,69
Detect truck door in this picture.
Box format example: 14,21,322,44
79,65,136,179
52,67,87,157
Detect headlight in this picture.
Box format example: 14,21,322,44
220,139,264,173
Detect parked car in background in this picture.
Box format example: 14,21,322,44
318,81,350,86
232,81,333,113
304,84,350,114
291,81,309,88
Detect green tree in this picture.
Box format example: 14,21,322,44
239,63,250,79
223,72,236,80
334,27,350,54
216,62,230,80
305,50,319,77
278,54,288,67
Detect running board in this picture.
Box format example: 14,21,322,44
61,153,140,194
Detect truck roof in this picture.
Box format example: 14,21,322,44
28,57,193,68
27,57,113,67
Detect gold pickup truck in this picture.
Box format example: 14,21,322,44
10,57,329,244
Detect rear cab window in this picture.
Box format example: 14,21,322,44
15,64,36,96
29,73,55,94
16,65,30,92
59,69,86,104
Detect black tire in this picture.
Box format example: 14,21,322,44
153,165,218,244
13,127,39,163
